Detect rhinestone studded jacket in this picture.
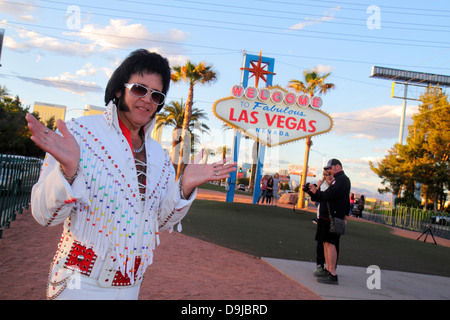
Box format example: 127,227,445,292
30,102,196,282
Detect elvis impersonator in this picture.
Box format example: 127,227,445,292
25,49,236,300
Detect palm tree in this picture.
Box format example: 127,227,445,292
288,70,335,96
171,61,217,179
0,85,10,102
288,69,335,208
156,99,210,166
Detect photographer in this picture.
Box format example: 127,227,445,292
306,159,351,285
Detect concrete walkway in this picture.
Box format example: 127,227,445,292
263,258,450,300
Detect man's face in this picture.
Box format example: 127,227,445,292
330,164,341,175
116,72,163,131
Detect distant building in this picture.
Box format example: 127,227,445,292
33,102,66,124
288,164,316,177
84,104,105,116
279,174,290,185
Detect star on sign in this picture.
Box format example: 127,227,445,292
240,51,276,88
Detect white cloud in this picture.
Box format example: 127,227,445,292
4,28,97,57
18,74,103,96
75,62,111,78
312,64,334,74
0,1,39,22
345,156,383,165
16,63,108,96
331,104,419,140
4,19,189,61
290,7,340,30
73,19,190,54
74,19,151,48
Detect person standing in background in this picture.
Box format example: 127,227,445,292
266,176,274,205
357,195,365,218
257,175,269,205
308,159,350,285
350,193,355,215
312,169,334,277
272,173,281,207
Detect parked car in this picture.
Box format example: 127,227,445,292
431,215,450,226
237,184,246,191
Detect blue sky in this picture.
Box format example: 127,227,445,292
1,0,449,196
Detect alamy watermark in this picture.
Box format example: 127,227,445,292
366,5,381,30
66,5,81,30
366,265,381,289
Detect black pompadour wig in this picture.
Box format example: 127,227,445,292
104,49,171,113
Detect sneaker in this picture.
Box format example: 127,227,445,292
317,273,339,285
312,218,318,224
313,266,328,278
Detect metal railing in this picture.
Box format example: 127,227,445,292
363,205,450,240
0,154,43,238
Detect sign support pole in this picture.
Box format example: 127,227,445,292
252,143,266,204
226,130,241,202
225,51,275,202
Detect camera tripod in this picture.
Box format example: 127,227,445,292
417,224,437,245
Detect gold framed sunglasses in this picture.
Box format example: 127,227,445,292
124,83,166,106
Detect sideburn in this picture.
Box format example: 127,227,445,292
117,96,130,112
116,96,157,121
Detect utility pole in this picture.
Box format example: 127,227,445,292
398,83,408,145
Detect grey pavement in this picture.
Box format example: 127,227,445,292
263,258,450,300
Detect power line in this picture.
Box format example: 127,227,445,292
252,0,450,16
124,0,450,27
5,19,450,79
5,0,450,37
3,13,450,51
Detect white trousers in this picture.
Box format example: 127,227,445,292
54,278,141,300
48,265,141,300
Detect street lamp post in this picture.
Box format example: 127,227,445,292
297,142,327,209
65,108,89,119
310,148,326,168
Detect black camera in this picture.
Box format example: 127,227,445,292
302,182,317,192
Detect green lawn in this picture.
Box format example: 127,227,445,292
182,199,450,277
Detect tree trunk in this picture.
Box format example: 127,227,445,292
171,127,182,171
176,84,194,180
297,137,312,209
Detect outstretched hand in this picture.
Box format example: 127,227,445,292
181,149,237,198
25,113,80,178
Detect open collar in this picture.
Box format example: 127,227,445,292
103,100,156,146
